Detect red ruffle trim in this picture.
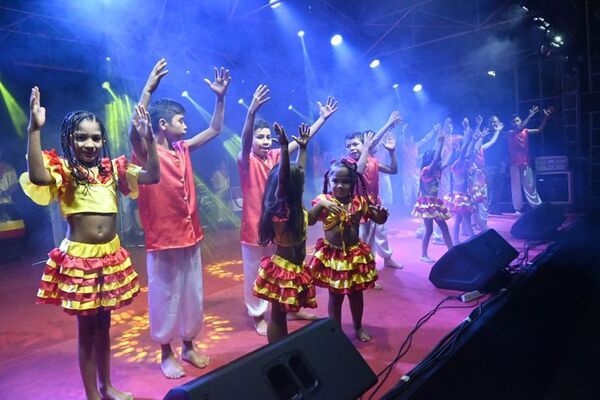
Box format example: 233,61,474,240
411,196,451,220
47,246,130,274
309,238,377,293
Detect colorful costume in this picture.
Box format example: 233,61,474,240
309,194,378,294
135,141,205,344
238,149,281,317
411,165,451,220
253,209,317,312
443,160,474,215
508,128,542,211
19,150,141,315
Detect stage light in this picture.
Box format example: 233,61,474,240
237,98,244,105
413,84,423,92
330,34,343,46
105,56,111,62
553,35,562,43
392,83,399,89
369,59,380,69
288,105,293,110
185,70,191,74
297,30,305,38
521,5,529,13
181,90,189,97
269,0,282,9
101,81,111,89
487,70,496,77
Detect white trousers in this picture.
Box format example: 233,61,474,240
509,165,542,211
147,243,203,344
359,220,393,261
401,173,420,207
241,244,274,317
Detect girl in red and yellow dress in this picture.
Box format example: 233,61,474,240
411,133,453,263
20,88,160,400
253,123,317,343
308,158,388,342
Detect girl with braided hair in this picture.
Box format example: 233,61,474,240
308,158,388,342
253,123,317,343
20,87,160,400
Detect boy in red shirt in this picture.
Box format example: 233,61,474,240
239,84,337,335
130,59,231,379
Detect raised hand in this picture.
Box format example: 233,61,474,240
144,58,169,94
462,117,470,132
387,110,402,127
132,104,154,141
476,115,483,126
292,123,311,148
204,67,231,98
317,96,338,120
543,107,554,117
433,123,442,133
382,132,396,151
249,84,270,114
363,130,376,150
273,122,288,148
529,105,540,116
29,86,46,131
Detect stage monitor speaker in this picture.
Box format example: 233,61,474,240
163,318,377,400
429,229,518,292
510,202,565,240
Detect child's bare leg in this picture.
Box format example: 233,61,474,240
453,214,462,244
77,314,101,400
328,292,344,325
268,302,288,343
287,310,317,321
463,213,474,238
182,340,209,369
435,219,453,250
349,291,371,342
420,219,435,262
252,315,268,336
96,311,133,400
161,343,185,379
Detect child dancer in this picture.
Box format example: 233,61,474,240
412,133,453,263
308,159,388,342
444,130,475,243
21,87,160,400
253,123,317,343
130,59,230,378
238,84,337,335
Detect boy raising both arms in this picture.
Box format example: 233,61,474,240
239,84,338,335
130,59,231,379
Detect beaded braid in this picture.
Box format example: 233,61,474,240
60,111,115,190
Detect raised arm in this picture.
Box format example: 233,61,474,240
528,107,553,134
273,123,289,200
131,104,160,184
369,110,401,149
356,131,376,174
239,84,270,169
130,59,168,162
378,133,398,174
517,105,540,131
287,96,338,154
292,123,311,170
26,87,52,185
415,123,440,149
481,126,499,150
186,67,232,151
430,134,446,170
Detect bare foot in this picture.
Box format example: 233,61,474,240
372,282,383,290
253,316,268,336
99,385,133,400
287,311,318,321
182,347,210,369
383,258,403,269
356,327,372,342
161,352,185,379
419,255,436,263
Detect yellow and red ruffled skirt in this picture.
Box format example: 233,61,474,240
253,254,317,312
411,196,451,220
443,192,474,214
309,238,378,294
468,183,488,204
37,235,140,315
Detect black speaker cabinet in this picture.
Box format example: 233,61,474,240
535,170,572,205
510,202,565,241
164,318,377,400
429,229,518,292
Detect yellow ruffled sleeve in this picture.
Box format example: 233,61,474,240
113,156,142,200
19,150,67,206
